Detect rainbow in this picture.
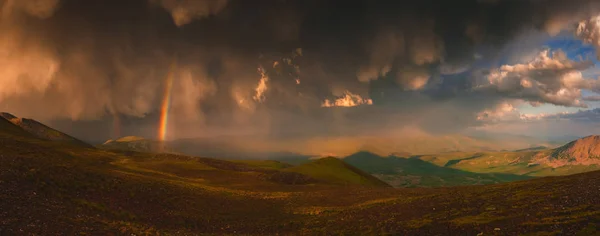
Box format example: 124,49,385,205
112,113,121,139
158,63,176,141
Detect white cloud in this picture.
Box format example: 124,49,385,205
476,102,519,122
483,49,598,108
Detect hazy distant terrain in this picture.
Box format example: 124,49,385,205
96,132,600,188
161,131,560,159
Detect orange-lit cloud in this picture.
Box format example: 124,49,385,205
253,66,269,102
321,91,373,108
476,102,519,122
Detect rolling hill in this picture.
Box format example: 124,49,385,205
230,160,293,170
344,151,532,188
283,157,391,187
1,119,600,235
0,112,91,147
100,136,170,153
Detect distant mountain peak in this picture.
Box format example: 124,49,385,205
542,135,600,166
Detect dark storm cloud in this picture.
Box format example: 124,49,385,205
2,0,600,142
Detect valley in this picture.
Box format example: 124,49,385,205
1,113,600,235
94,122,600,189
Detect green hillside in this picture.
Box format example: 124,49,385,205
284,157,391,187
230,160,293,170
418,150,600,177
344,152,532,187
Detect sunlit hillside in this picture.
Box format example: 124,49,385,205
1,120,600,235
100,136,171,153
1,112,92,148
416,136,600,177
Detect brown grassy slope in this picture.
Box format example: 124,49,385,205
0,112,92,148
0,114,31,138
145,153,319,186
308,170,600,235
1,123,600,235
0,129,394,235
0,140,294,234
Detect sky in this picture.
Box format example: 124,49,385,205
2,0,600,146
519,33,600,114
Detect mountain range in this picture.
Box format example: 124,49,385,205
94,130,600,187
123,131,562,159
